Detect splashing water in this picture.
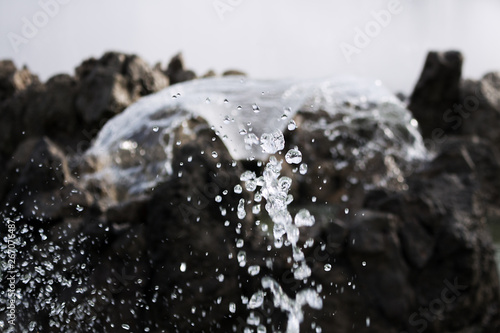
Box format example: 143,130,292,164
79,75,427,331
240,130,323,332
1,75,430,332
83,76,426,201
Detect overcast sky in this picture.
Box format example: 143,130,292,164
1,0,499,93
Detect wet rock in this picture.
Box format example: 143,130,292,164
409,50,463,139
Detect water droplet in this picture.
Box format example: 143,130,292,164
366,317,371,327
260,130,285,154
215,195,222,203
180,262,186,272
237,250,247,267
229,302,236,313
285,148,302,164
212,151,218,158
295,209,315,227
362,261,367,267
288,120,297,131
252,103,260,113
76,205,84,212
122,324,130,330
257,325,267,333
152,126,159,132
205,97,211,103
237,198,246,220
299,163,308,175
248,290,265,309
324,264,332,272
234,184,243,194
248,265,260,276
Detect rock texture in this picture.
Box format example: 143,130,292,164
0,51,499,333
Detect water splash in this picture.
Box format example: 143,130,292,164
84,76,426,201
238,129,322,332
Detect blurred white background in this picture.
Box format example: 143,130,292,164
1,0,499,93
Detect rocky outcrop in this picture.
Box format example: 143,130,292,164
0,51,499,333
163,53,196,85
75,52,169,126
408,50,463,139
0,52,195,205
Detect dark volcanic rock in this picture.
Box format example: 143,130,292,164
75,52,169,126
0,52,171,173
164,53,196,85
0,60,39,102
1,137,92,222
409,50,463,139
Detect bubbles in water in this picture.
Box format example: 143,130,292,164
234,184,243,194
285,148,302,164
324,264,332,272
212,151,218,158
288,120,297,131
